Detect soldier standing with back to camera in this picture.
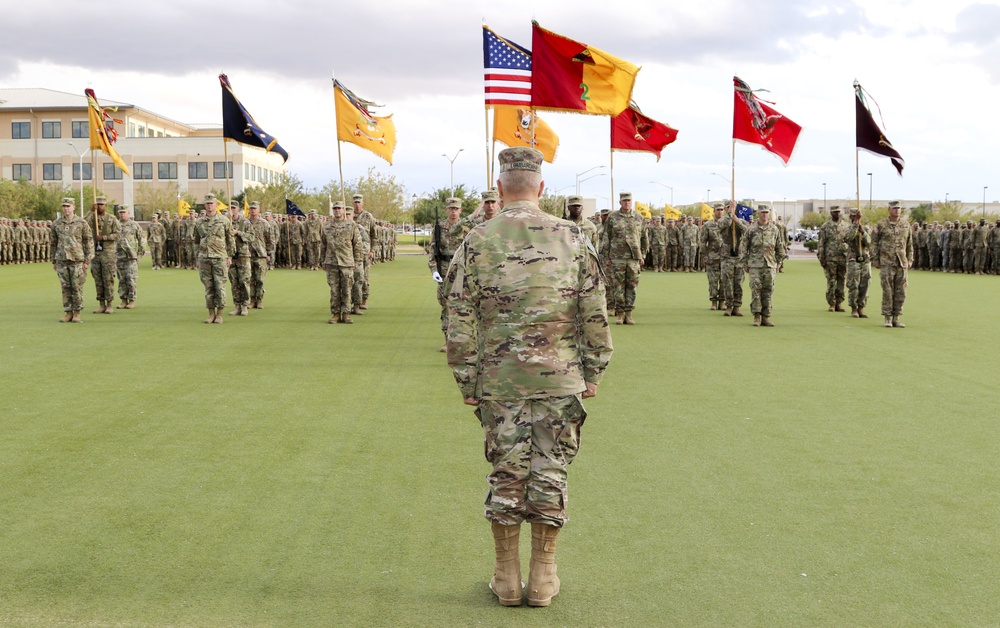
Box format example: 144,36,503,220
85,195,120,314
445,147,612,608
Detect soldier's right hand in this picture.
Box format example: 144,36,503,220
432,271,443,283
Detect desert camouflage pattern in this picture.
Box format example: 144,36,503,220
740,221,786,316
50,215,94,312
818,218,849,306
700,218,724,303
718,213,747,309
872,217,912,317
85,211,120,302
477,395,586,527
445,200,612,401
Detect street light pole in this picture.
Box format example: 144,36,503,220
575,165,605,195
984,186,988,218
67,142,89,213
441,149,464,197
707,189,711,203
650,181,673,206
867,173,873,211
822,182,826,211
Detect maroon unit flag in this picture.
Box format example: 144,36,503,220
611,104,678,160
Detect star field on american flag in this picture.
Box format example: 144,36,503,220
483,26,532,106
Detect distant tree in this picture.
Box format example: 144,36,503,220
540,190,567,218
799,211,825,229
411,185,479,225
908,203,933,225
324,167,407,224
0,179,88,220
133,181,183,220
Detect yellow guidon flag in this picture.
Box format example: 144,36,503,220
663,204,682,220
333,79,396,165
700,203,714,220
634,201,652,219
177,199,191,217
492,106,559,163
85,88,129,176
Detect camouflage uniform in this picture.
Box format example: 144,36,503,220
962,222,975,274
304,211,323,270
13,220,28,263
649,218,667,271
947,224,962,272
717,211,747,315
817,210,849,310
228,207,254,314
843,213,872,316
872,209,913,325
50,200,94,317
194,209,235,310
445,196,612,528
990,221,1000,275
739,212,786,324
599,204,648,317
247,208,273,308
973,220,989,274
699,211,724,308
84,207,121,309
284,218,303,269
115,210,146,306
682,219,699,271
665,219,681,271
428,212,463,337
321,208,364,319
353,200,378,303
147,217,166,269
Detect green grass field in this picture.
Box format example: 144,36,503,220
1,255,998,627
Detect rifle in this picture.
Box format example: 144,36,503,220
433,206,443,277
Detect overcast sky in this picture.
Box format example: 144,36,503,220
4,0,999,209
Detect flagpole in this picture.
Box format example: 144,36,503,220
332,77,346,204
855,147,861,212
730,139,736,202
223,139,232,203
609,117,615,209
485,107,492,187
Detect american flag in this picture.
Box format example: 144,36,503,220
483,26,531,107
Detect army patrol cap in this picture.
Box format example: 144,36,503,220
352,194,364,202
61,197,75,207
115,205,128,213
600,208,610,214
497,146,543,173
229,200,240,209
331,201,345,209
849,207,861,216
620,192,633,201
204,193,217,203
264,211,271,216
712,202,725,210
481,189,499,202
308,209,318,214
888,200,901,208
249,201,260,210
95,195,107,204
757,204,771,213
567,195,584,206
445,197,462,209
830,205,842,212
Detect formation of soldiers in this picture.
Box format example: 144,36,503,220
0,217,52,265
909,218,1000,275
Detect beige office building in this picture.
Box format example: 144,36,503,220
0,88,286,216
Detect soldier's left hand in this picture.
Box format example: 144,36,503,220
463,397,480,406
582,382,598,399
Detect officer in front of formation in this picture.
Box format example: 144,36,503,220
51,197,94,323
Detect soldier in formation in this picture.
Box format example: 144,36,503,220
444,147,613,608
50,197,94,323
599,191,648,324
227,201,254,316
85,195,121,314
147,213,166,269
565,196,596,247
718,201,747,317
699,203,725,310
843,207,872,318
115,205,145,309
740,204,786,327
817,205,849,312
428,197,464,349
247,202,273,309
321,200,365,324
193,193,235,324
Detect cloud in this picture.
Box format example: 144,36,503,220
951,3,1000,83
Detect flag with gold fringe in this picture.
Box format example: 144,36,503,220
530,21,639,116
334,79,397,165
611,103,679,160
492,106,559,162
219,74,289,162
85,88,129,176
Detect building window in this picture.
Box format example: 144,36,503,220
72,121,89,138
133,162,153,180
137,126,146,137
244,163,249,179
43,163,63,181
128,122,136,137
188,162,208,179
12,164,31,180
104,163,124,180
213,161,233,179
42,121,61,138
73,163,93,181
158,162,178,180
12,121,30,139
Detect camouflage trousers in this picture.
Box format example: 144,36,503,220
611,259,641,312
683,244,696,268
878,264,907,317
306,241,321,268
667,245,681,270
353,265,366,312
91,253,116,302
289,243,303,267
250,257,267,302
116,257,138,302
823,258,847,305
964,248,974,273
55,261,87,311
748,266,776,316
651,244,666,270
705,259,722,302
362,258,371,300
476,394,586,528
229,256,251,305
150,242,164,268
326,265,354,313
974,246,988,273
436,281,447,337
993,247,1000,274
198,257,228,309
846,260,871,310
720,257,744,309
948,246,962,271
603,262,617,312
164,239,175,266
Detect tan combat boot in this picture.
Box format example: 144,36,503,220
835,302,845,313
615,311,625,325
229,305,241,316
124,301,135,309
204,309,216,324
723,306,732,317
352,304,364,316
731,306,743,317
104,301,114,314
94,301,106,314
360,299,368,310
858,309,868,319
116,299,127,309
761,316,774,327
851,308,859,318
884,317,892,328
623,311,635,325
240,304,249,316
753,314,762,327
213,310,224,324
341,311,353,324
70,311,82,323
489,522,523,606
828,304,835,312
710,302,717,311
328,314,338,324
892,316,905,328
59,311,73,323
526,523,560,607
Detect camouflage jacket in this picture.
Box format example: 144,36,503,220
600,209,648,261
147,221,166,244
717,213,748,257
285,220,304,245
247,217,273,258
354,210,377,253
321,219,364,267
84,212,121,255
117,219,146,260
428,218,462,273
818,219,849,263
231,215,255,257
570,216,598,248
194,214,235,259
649,223,667,246
871,218,913,267
682,223,699,246
305,217,324,243
445,200,613,401
699,220,724,261
50,216,94,264
740,221,786,269
842,223,872,263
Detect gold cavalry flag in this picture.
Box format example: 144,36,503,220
177,199,191,217
334,79,396,164
700,203,714,220
85,88,129,176
492,106,558,163
635,201,652,219
663,204,682,220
